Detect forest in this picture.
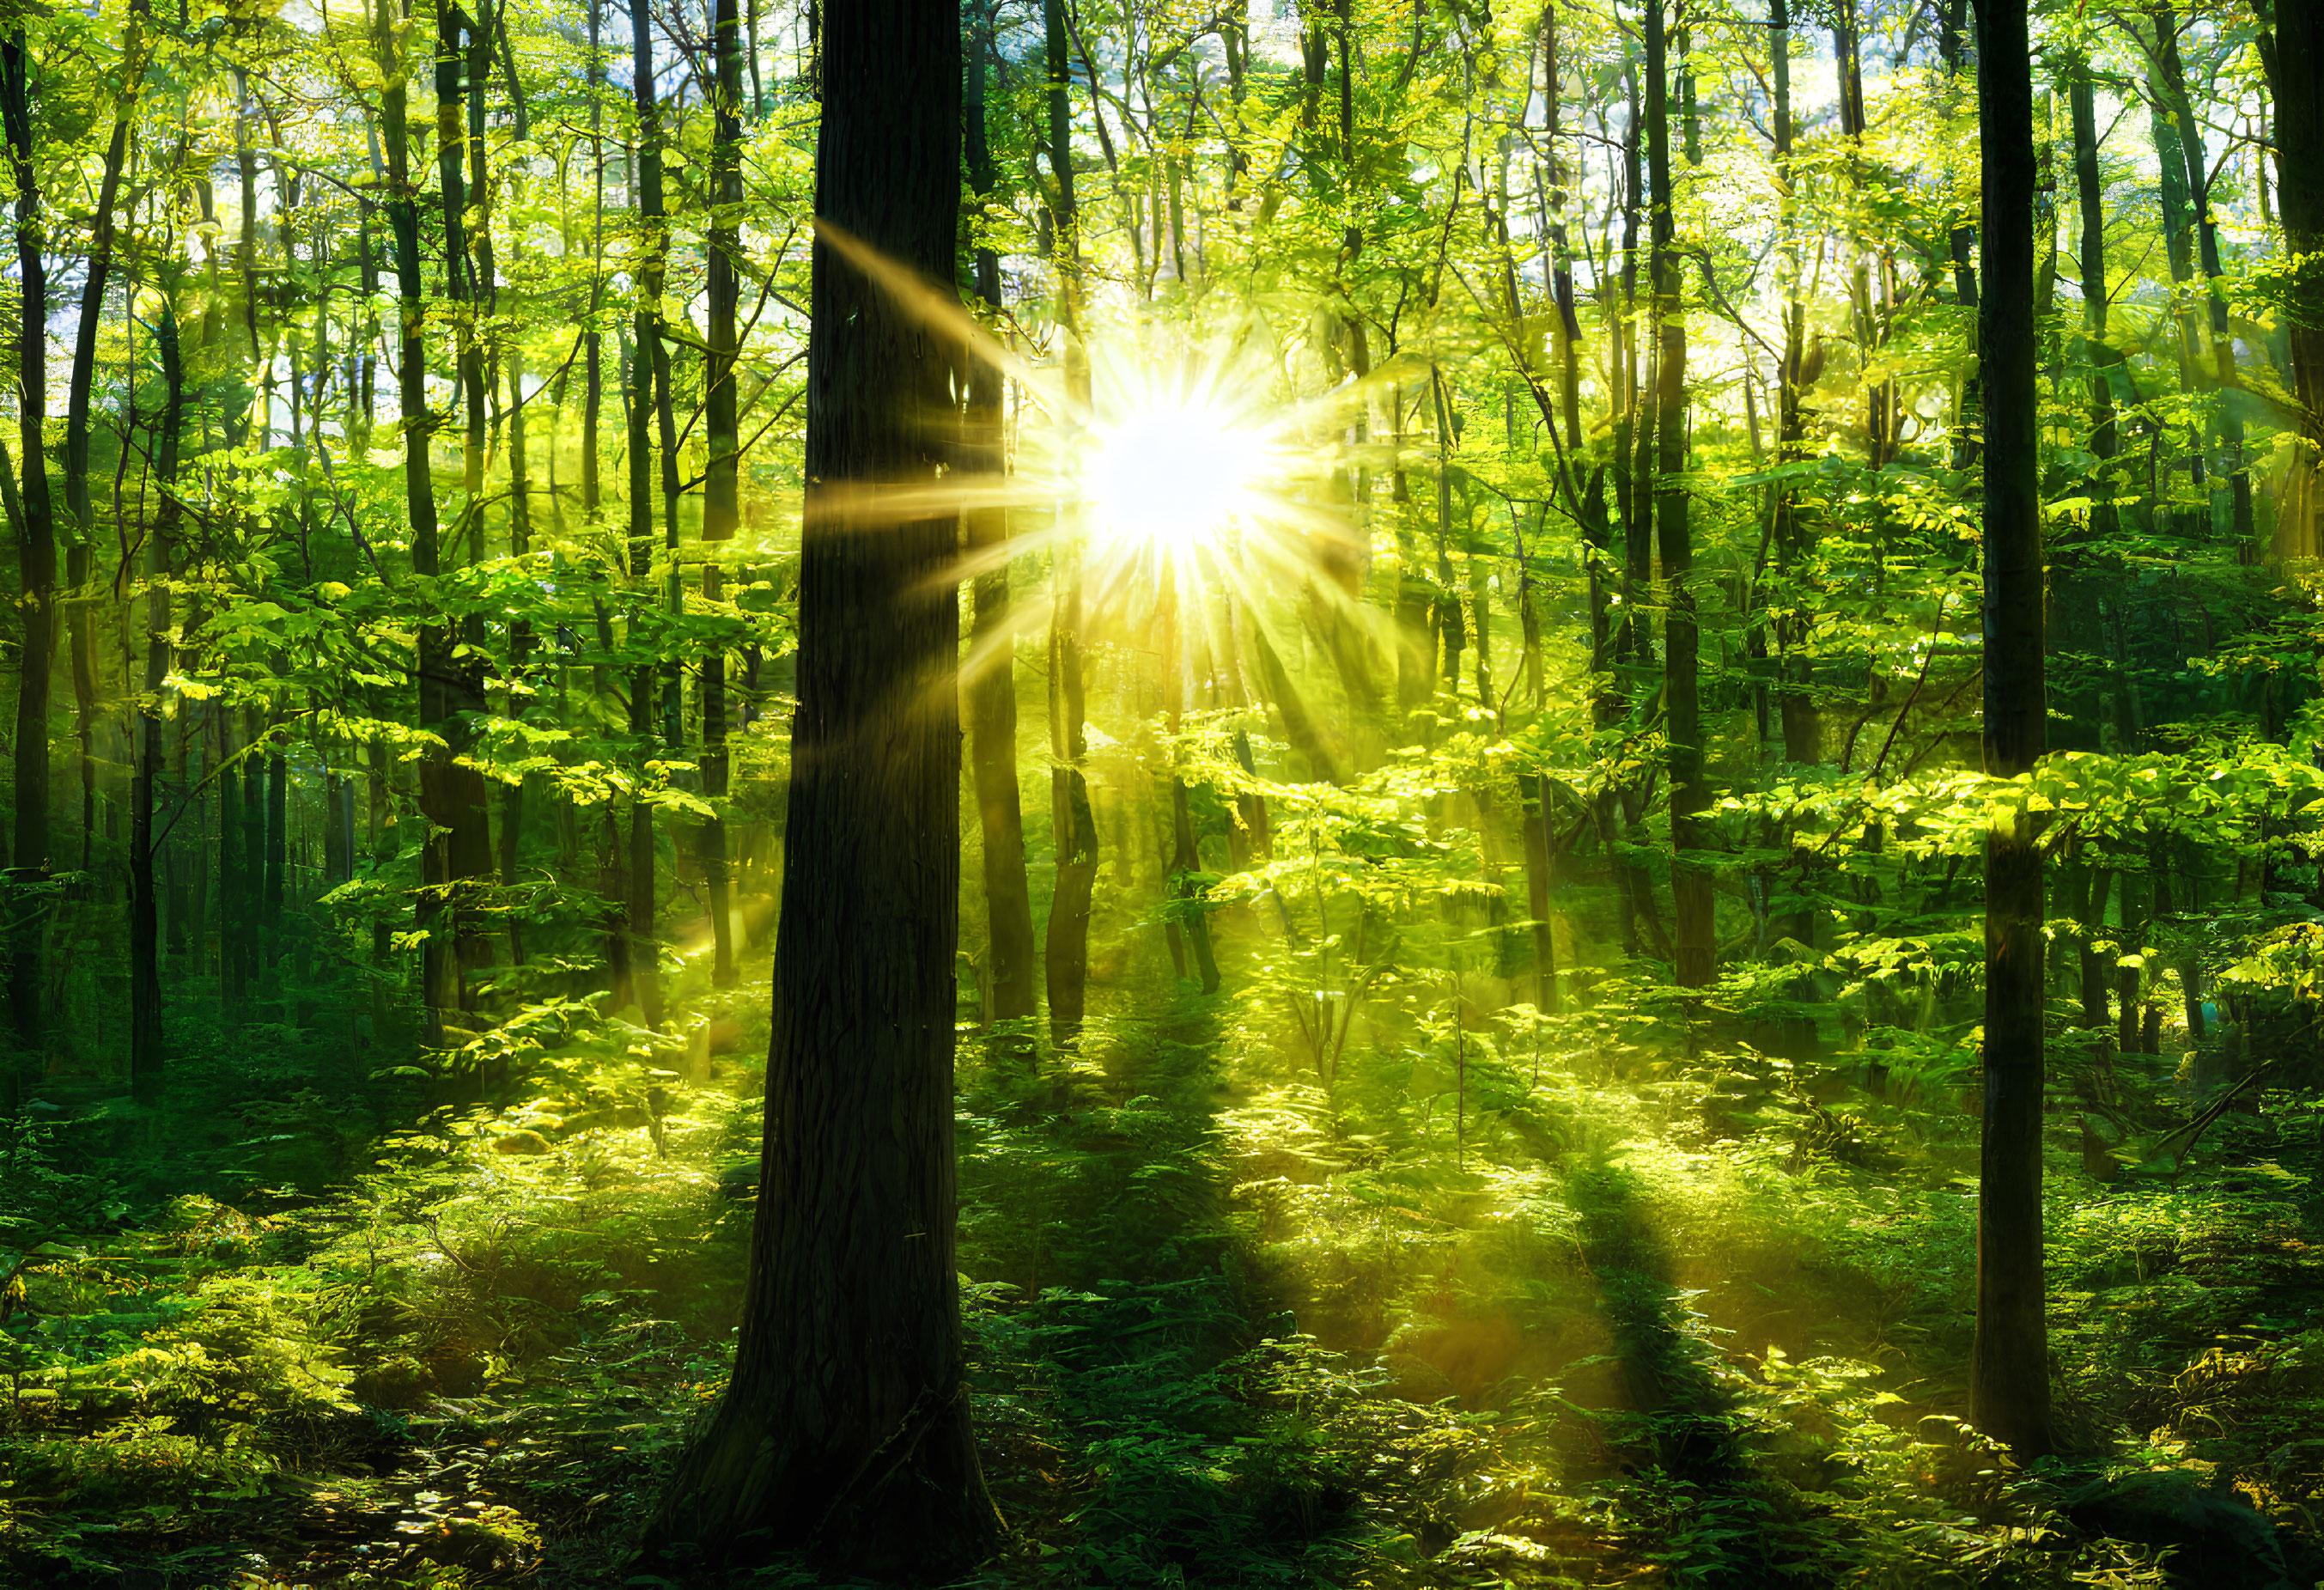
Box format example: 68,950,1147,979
2,0,2324,1582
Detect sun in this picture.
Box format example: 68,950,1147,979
1084,401,1270,557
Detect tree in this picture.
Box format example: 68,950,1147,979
1971,0,2052,1459
963,3,1039,1045
4,24,56,1088
1646,0,1711,990
640,0,998,1575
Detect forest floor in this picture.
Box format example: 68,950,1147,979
4,973,2324,1587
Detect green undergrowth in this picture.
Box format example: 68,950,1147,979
2,989,2321,1587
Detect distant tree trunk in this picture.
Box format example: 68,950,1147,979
1938,0,1980,467
2068,58,2120,539
67,3,145,881
1162,562,1220,994
380,0,461,1044
265,746,288,969
503,348,532,966
626,0,670,1030
1043,0,1096,1045
699,0,745,990
3,28,56,1080
964,10,1038,1042
2151,13,2256,553
132,289,185,1106
1647,0,1712,990
641,0,997,1574
1971,0,2053,1459
1770,0,1819,765
582,0,605,524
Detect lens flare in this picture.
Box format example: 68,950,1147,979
1086,403,1268,556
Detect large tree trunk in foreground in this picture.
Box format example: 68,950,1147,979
1971,0,2052,1460
641,0,996,1576
4,29,55,1083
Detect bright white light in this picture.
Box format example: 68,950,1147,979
1086,404,1268,552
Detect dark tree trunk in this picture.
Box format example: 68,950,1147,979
700,0,745,990
265,748,288,969
4,29,55,1081
132,292,186,1106
964,10,1038,1040
504,349,532,967
2254,0,2324,541
380,0,462,1044
66,4,144,884
1972,0,2053,1459
1647,0,1712,990
2068,59,2120,537
1771,0,1819,765
640,0,996,1575
1043,0,1096,1045
626,0,669,1031
2151,12,2256,551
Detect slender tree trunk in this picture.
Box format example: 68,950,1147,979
642,0,995,1570
381,0,461,1044
265,746,288,972
626,0,669,1030
131,289,185,1106
66,4,144,884
1647,0,1712,989
2068,59,2120,539
1043,0,1095,1044
964,10,1037,1040
1771,0,1818,765
1971,0,2052,1459
2151,14,2256,553
504,349,532,966
1162,563,1220,994
3,30,56,1081
700,0,745,990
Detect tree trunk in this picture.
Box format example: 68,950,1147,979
625,0,670,1031
504,348,532,967
66,4,144,885
132,289,185,1106
1971,0,2052,1459
2068,59,2120,539
2255,0,2324,484
1771,0,1818,765
1043,0,1096,1045
1647,0,1712,989
3,29,56,1081
380,0,461,1044
699,0,745,990
963,9,1038,1040
642,0,996,1572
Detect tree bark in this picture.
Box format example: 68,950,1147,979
1043,0,1096,1045
964,10,1038,1041
2069,58,2120,539
2254,0,2323,449
1646,0,1712,989
132,289,185,1106
1971,0,2053,1459
380,0,463,1044
4,29,56,1080
700,0,745,990
641,0,996,1574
